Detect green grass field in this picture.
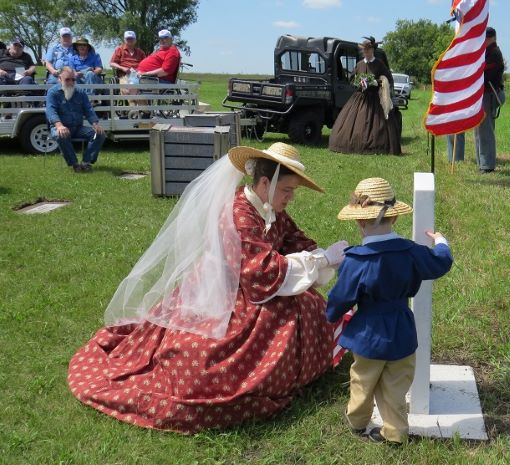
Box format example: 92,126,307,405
1,75,509,465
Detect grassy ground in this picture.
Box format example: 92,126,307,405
1,76,509,465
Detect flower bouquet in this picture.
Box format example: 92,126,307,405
352,72,377,91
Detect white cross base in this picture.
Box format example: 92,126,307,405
368,364,488,440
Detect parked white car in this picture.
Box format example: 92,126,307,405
392,73,413,99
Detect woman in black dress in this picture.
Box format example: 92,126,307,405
329,39,401,155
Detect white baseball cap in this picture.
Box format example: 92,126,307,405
158,29,172,39
60,27,72,36
124,30,136,40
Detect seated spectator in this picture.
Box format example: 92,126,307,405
0,38,36,85
110,30,146,104
110,30,146,78
45,27,76,84
137,29,181,84
46,67,106,173
70,38,103,94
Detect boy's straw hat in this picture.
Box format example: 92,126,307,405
337,177,413,220
228,142,323,192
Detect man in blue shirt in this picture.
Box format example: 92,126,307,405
45,27,76,84
46,67,106,172
326,177,452,444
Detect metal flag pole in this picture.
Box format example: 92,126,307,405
450,133,457,174
430,134,435,173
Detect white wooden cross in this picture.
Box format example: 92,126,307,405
410,172,435,414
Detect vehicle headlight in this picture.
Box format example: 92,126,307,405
261,86,283,97
232,82,251,93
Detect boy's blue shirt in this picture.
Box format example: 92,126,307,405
326,237,453,361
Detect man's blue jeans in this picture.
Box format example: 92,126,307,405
51,125,106,166
46,74,59,85
0,74,35,85
446,133,465,162
475,89,505,170
77,71,103,95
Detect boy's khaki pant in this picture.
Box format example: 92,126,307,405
346,352,416,442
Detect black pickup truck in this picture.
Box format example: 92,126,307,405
223,35,404,145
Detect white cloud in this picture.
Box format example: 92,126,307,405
303,0,341,9
273,20,300,28
367,16,382,23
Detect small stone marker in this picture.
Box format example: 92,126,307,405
17,201,70,214
119,172,147,180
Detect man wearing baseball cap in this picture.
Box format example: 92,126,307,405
110,30,147,108
110,30,146,78
136,29,181,83
0,38,36,86
45,27,76,84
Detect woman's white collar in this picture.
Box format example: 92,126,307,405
244,185,276,227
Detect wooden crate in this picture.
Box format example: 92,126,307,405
184,111,241,147
150,124,232,196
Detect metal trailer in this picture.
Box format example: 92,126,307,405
0,80,200,154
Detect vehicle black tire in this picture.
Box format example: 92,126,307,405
287,110,323,145
19,115,59,154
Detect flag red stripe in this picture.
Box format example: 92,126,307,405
425,110,485,135
449,19,488,47
331,308,355,368
433,63,485,92
463,0,486,22
451,0,463,10
427,85,484,114
437,44,485,69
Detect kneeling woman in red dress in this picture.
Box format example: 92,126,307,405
68,142,348,433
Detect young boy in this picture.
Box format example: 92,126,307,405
326,177,453,444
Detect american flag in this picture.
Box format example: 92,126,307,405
332,308,356,368
424,0,489,136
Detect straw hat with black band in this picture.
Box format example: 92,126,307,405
228,142,323,193
337,177,412,222
229,142,323,234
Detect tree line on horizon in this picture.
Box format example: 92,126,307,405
382,19,454,84
0,0,199,65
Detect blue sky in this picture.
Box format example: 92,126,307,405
96,0,508,74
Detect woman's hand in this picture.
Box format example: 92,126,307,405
324,240,349,267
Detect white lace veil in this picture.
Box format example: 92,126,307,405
104,155,244,339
